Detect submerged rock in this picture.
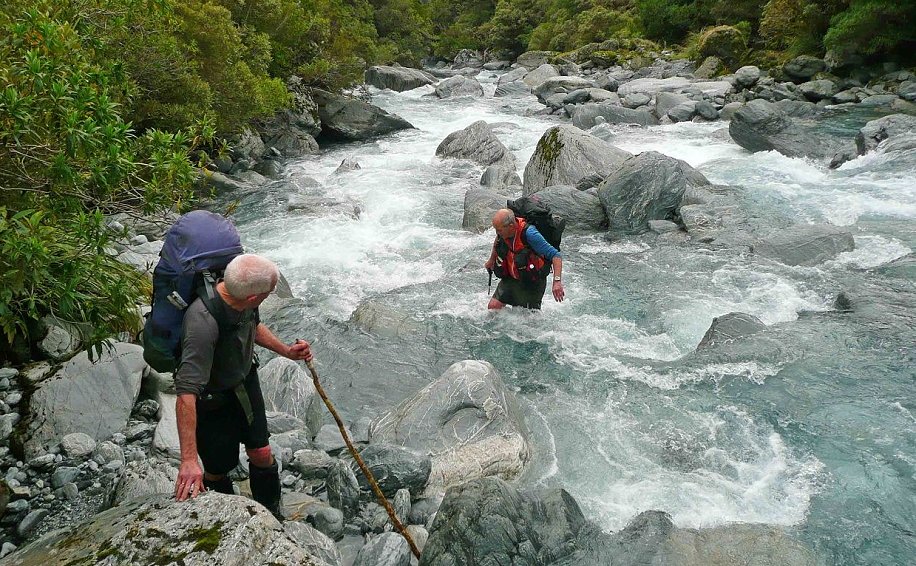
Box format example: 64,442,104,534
436,121,516,168
435,76,484,98
855,114,916,155
697,313,768,350
752,224,855,266
365,65,435,92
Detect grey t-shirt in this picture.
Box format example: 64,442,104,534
174,297,258,396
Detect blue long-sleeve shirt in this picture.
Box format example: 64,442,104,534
524,225,561,261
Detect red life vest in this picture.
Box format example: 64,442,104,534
497,218,548,281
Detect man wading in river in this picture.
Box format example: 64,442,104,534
173,254,312,518
485,208,565,310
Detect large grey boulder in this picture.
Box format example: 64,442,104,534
598,151,710,233
617,76,691,97
655,92,692,119
523,125,631,195
729,99,850,161
311,89,414,141
735,65,761,88
22,343,146,458
369,360,529,496
36,316,82,361
516,51,555,70
523,64,560,89
435,76,484,98
230,127,267,161
354,532,411,566
752,225,854,266
529,186,606,232
462,189,508,233
436,121,516,168
533,76,594,103
495,81,531,97
571,102,659,129
697,313,767,351
258,79,321,158
798,79,838,101
2,493,327,566
356,444,433,497
855,114,916,155
420,477,590,566
284,522,342,566
259,357,322,437
365,65,435,92
480,162,522,193
112,459,178,505
783,55,826,82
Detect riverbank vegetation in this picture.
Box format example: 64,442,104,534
0,0,913,359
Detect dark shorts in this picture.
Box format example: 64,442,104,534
196,366,269,475
493,277,548,309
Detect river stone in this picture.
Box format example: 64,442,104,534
529,185,606,232
422,477,589,566
752,224,855,266
259,357,322,437
350,300,425,340
695,100,719,120
480,162,522,193
735,65,761,88
598,151,710,233
270,429,314,463
333,157,360,174
667,101,697,122
355,444,431,497
655,92,691,118
522,125,631,195
290,449,337,480
798,79,838,101
783,55,825,82
516,51,555,70
17,509,49,538
498,67,528,86
729,99,850,161
495,81,531,97
2,493,324,565
463,189,508,233
571,102,659,128
452,49,483,68
523,64,560,89
697,313,767,351
37,316,81,361
230,127,267,162
60,432,96,459
622,92,651,108
719,102,744,120
312,89,414,141
369,360,530,496
435,76,484,98
694,56,723,80
22,342,145,458
326,460,360,518
284,522,342,566
617,76,691,97
354,532,411,566
112,458,178,505
436,121,516,168
365,65,434,92
258,83,321,158
855,114,916,155
532,76,594,103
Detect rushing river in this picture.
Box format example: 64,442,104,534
226,73,915,565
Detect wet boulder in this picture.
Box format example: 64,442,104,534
365,65,435,92
532,76,594,104
354,532,411,566
697,313,768,351
516,51,556,70
349,300,426,341
783,55,826,82
421,477,590,566
855,114,916,155
312,89,414,141
21,343,146,458
734,65,761,88
369,360,530,496
752,224,855,266
2,493,327,566
355,444,432,497
523,125,631,195
258,79,321,158
598,151,711,233
529,185,607,232
435,76,484,98
436,121,516,168
259,357,323,437
617,77,691,97
112,459,178,505
480,162,522,193
462,189,508,233
729,99,851,162
522,64,560,89
798,79,838,101
655,92,692,119
571,102,659,128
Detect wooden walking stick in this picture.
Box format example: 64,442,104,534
304,356,421,559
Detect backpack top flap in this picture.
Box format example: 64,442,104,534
158,210,243,276
508,196,565,250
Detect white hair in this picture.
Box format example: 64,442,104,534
223,254,278,298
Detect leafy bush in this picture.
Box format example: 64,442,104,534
824,0,916,56
636,0,694,44
0,9,197,355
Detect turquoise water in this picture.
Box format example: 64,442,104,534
228,75,916,564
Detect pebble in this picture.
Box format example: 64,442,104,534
4,392,21,406
0,542,16,558
62,482,79,501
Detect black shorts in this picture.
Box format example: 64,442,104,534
493,277,548,309
196,366,269,475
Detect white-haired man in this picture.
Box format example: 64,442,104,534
173,254,311,519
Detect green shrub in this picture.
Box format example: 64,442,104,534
824,0,916,56
635,0,694,44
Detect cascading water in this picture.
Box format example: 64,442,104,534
227,72,916,564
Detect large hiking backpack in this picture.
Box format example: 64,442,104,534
507,195,566,250
142,210,244,373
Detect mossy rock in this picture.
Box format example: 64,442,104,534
697,25,747,67
569,43,601,63
744,49,791,74
590,50,620,68
625,54,654,70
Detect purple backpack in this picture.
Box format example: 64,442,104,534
142,210,243,373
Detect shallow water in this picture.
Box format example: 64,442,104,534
228,73,916,564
